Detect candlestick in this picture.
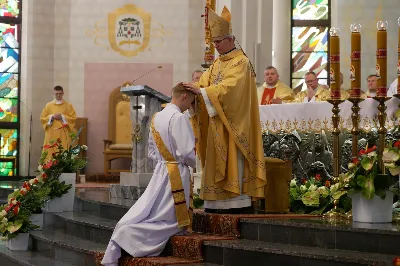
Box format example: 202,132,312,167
398,17,400,94
329,27,341,100
350,24,361,98
323,98,345,220
376,21,388,97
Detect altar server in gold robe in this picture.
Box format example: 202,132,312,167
183,6,266,214
257,66,294,105
40,86,76,157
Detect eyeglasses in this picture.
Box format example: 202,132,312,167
305,79,317,84
212,37,228,45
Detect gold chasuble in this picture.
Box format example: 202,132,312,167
150,115,190,228
257,81,295,105
40,100,76,157
193,49,266,201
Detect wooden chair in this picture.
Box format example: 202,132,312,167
103,85,133,174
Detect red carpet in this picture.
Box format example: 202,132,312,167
94,212,319,265
192,211,320,237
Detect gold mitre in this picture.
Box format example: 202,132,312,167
208,6,232,39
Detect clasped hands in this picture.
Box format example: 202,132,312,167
53,113,62,120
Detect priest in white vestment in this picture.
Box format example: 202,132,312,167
101,84,196,266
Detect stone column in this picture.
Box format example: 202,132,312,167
272,0,291,85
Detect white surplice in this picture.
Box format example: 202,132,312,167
101,103,196,266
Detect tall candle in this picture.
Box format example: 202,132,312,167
376,21,388,97
329,27,341,100
397,18,400,94
350,24,361,98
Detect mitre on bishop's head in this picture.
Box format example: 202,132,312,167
208,6,232,39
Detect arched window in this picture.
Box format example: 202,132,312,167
0,1,21,176
291,0,331,92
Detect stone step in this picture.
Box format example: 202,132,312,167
29,229,106,266
0,245,74,266
44,211,116,244
167,262,221,266
203,239,396,266
74,192,133,221
239,218,400,256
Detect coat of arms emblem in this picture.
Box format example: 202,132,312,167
86,4,171,57
108,5,151,57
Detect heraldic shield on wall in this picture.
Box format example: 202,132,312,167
86,4,171,57
108,4,151,57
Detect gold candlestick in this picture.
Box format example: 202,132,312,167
323,99,345,219
373,96,390,172
397,17,400,94
348,98,364,158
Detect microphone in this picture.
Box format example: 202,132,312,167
132,66,162,84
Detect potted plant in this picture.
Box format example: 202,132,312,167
38,128,89,212
340,145,399,223
0,195,38,250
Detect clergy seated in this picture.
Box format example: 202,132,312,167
257,66,295,105
103,85,133,174
294,86,350,102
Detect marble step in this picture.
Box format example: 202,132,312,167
239,218,400,256
44,211,116,244
203,239,395,266
29,229,106,266
167,262,221,266
0,188,14,199
0,245,74,266
74,192,134,221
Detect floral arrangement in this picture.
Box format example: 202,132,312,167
39,130,89,175
0,177,49,240
340,144,399,200
0,129,90,241
289,174,350,214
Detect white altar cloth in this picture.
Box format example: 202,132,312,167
259,98,400,133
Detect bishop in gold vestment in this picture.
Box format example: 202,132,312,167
184,7,266,211
40,87,76,159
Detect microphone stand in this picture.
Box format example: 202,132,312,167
27,112,32,177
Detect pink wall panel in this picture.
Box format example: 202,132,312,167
84,62,173,173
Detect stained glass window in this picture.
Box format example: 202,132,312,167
0,0,20,18
0,1,20,176
291,0,330,91
0,128,17,176
292,0,329,20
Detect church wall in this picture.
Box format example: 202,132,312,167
20,0,205,175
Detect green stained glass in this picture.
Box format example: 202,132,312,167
0,0,20,18
292,0,329,20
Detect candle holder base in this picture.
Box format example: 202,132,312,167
201,63,212,69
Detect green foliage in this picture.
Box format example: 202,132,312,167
289,174,350,215
340,144,399,200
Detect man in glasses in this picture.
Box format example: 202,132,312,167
294,72,329,102
182,6,266,214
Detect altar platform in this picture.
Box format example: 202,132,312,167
0,183,398,266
